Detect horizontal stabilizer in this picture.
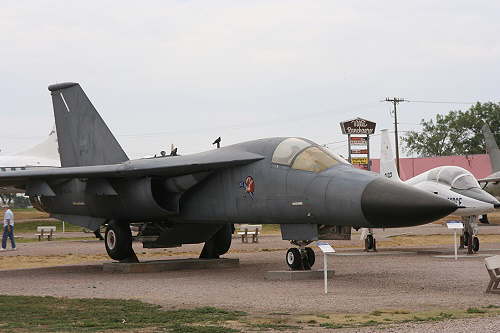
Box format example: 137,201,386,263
478,176,500,183
16,125,59,161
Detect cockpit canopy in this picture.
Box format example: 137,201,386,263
271,138,348,173
427,166,480,190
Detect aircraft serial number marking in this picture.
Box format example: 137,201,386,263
447,197,462,206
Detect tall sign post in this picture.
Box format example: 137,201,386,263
340,118,376,171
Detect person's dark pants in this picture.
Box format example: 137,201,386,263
2,225,15,249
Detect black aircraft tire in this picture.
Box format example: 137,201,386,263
105,222,134,261
480,215,490,224
305,247,315,267
286,248,302,270
472,237,480,253
366,234,374,250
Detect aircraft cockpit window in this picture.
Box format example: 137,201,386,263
291,147,339,173
272,138,311,165
452,174,480,190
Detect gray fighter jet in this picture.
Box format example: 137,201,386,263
479,123,500,198
0,83,457,270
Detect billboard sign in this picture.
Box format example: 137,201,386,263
351,148,369,154
351,157,369,165
350,137,367,146
340,118,376,135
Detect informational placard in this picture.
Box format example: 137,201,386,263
317,241,336,254
446,221,464,229
446,220,463,260
316,241,335,294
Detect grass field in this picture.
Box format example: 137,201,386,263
13,220,83,233
0,295,245,332
0,295,498,332
11,208,49,220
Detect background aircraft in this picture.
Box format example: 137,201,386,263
0,83,457,270
0,127,59,193
375,129,499,254
479,123,500,198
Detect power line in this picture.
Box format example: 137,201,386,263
406,100,475,104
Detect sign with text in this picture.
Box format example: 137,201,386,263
446,221,464,229
340,118,376,135
317,241,335,254
351,157,369,165
350,137,367,146
351,149,369,154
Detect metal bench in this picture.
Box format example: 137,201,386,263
36,226,56,241
485,255,500,294
237,224,261,243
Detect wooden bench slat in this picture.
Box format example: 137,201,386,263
485,256,500,270
485,255,500,294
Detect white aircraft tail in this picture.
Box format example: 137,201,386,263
482,123,500,172
380,129,401,182
15,125,59,161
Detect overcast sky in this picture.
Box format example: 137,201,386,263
1,0,499,158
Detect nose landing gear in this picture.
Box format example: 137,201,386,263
286,241,316,270
460,216,480,254
361,228,377,252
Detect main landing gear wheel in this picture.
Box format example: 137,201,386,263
479,215,490,224
305,247,315,267
286,248,302,270
105,221,137,262
366,234,377,251
286,247,315,271
472,237,480,253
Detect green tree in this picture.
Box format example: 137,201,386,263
403,102,500,157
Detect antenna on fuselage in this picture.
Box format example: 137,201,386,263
212,137,221,149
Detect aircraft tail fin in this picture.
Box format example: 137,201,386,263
48,82,129,167
482,123,500,172
380,129,401,182
16,124,59,161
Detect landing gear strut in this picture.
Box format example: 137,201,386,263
286,241,315,270
460,216,480,254
199,224,233,259
105,221,138,262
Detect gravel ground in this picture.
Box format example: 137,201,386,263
335,317,500,333
1,224,500,332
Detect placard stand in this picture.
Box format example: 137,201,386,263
317,241,336,294
446,221,464,260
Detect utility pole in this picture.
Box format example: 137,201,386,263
384,97,405,175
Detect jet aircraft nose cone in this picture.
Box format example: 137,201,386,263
452,187,500,206
361,178,457,227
